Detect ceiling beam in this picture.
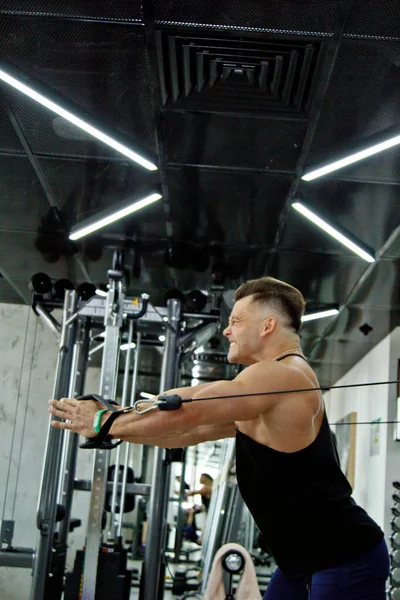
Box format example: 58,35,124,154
266,0,356,272
167,162,294,175
142,0,178,287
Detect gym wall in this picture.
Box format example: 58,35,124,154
0,303,99,600
325,327,400,541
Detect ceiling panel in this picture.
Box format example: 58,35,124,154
165,113,307,171
0,1,143,21
0,17,155,154
320,305,399,343
0,103,25,152
307,41,400,168
270,250,367,305
0,155,51,231
383,233,400,260
345,0,400,41
296,179,400,254
153,0,341,35
348,260,400,308
167,168,291,246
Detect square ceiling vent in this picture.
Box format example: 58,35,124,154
155,31,324,115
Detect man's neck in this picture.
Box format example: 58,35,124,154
257,336,301,362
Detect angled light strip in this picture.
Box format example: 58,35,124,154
140,392,155,399
292,202,375,263
69,193,162,240
302,309,339,323
0,68,158,171
302,135,400,181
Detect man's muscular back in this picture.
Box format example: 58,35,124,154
236,355,323,453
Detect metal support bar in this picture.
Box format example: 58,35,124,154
57,318,91,546
30,291,79,600
140,298,182,600
200,438,235,594
117,332,142,537
108,320,135,542
172,451,188,561
223,486,245,544
82,279,123,600
0,549,35,569
35,304,61,336
73,480,151,496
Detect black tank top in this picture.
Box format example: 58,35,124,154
235,355,383,578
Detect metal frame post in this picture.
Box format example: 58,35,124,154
140,298,182,600
117,331,142,537
57,318,91,545
107,320,135,542
82,277,124,600
223,486,245,544
30,290,79,600
200,438,235,594
172,451,188,561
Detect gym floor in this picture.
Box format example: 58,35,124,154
128,550,202,599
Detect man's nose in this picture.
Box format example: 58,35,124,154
223,325,230,337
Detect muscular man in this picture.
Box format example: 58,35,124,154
49,276,389,599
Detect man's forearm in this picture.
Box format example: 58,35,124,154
113,421,236,447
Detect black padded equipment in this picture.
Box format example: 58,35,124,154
105,465,136,513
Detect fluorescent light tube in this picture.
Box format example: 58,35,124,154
0,68,158,170
302,134,400,181
69,193,162,240
95,289,108,297
302,309,339,323
292,202,375,263
140,392,155,399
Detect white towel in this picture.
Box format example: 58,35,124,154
203,542,262,600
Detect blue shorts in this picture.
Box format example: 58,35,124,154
263,539,389,600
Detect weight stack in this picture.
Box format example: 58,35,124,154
64,546,132,600
389,481,400,599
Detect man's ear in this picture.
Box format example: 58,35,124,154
262,316,278,336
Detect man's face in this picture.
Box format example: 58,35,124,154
223,296,266,365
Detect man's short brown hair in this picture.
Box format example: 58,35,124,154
234,277,305,333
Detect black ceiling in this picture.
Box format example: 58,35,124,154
0,1,400,386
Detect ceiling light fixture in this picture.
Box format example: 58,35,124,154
69,193,162,240
292,202,375,263
159,335,166,342
302,134,400,181
140,392,155,399
302,309,339,323
0,68,158,170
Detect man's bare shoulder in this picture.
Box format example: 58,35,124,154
234,358,312,392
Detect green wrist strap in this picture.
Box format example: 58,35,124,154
93,409,110,434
